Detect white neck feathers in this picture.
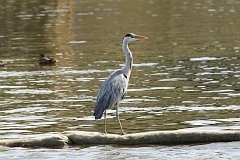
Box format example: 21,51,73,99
122,38,133,76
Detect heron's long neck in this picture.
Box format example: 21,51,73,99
122,39,133,76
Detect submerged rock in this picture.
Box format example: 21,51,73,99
64,130,240,145
0,135,69,149
0,130,240,148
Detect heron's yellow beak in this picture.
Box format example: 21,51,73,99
134,35,148,40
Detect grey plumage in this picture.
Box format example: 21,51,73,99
94,70,127,119
93,33,148,135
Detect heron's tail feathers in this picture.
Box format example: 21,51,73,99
93,109,104,119
94,93,113,119
93,102,105,119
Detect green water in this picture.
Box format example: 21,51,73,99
0,0,239,159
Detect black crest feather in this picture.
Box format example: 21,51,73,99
125,33,133,38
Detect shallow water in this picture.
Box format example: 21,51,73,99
0,0,240,159
0,142,239,160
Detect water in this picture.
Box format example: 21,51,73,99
0,0,240,159
0,142,240,160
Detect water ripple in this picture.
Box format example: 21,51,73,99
4,89,54,94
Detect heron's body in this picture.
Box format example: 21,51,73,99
94,69,128,119
93,33,147,135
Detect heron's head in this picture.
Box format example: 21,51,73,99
124,33,148,42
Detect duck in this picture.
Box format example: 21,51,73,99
0,61,4,67
39,54,57,65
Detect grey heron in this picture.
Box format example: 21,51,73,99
94,33,148,135
39,54,57,65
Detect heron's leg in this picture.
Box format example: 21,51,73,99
116,103,125,135
104,110,107,134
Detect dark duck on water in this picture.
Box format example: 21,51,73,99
0,61,5,67
39,54,57,65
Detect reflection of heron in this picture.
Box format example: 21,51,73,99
39,54,57,65
94,33,148,135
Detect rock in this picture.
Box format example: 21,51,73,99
64,130,240,145
0,135,69,148
1,130,240,148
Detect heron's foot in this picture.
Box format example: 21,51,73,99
103,131,108,135
121,131,125,135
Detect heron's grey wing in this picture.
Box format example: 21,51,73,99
94,72,127,119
